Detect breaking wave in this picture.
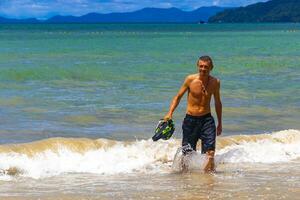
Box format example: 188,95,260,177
0,129,299,179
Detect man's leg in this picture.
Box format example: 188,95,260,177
182,116,198,152
200,115,216,173
203,150,215,173
181,116,199,172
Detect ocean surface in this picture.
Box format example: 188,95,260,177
0,23,299,199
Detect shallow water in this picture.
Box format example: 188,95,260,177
0,23,299,199
0,130,300,199
1,162,300,200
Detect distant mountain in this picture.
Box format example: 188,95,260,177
46,7,227,23
0,7,228,24
209,0,300,23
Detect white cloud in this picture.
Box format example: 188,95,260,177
213,0,220,6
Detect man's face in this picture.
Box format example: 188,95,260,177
197,60,211,76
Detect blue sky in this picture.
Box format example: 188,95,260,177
0,0,268,19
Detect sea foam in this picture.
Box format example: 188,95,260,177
0,129,299,179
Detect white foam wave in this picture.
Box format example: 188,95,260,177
0,129,299,179
216,129,300,163
0,139,179,179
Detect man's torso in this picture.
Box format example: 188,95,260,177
186,74,218,116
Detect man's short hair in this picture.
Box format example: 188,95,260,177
198,55,214,70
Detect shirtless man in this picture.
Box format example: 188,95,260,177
164,56,222,173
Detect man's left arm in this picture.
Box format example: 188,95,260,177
213,79,222,136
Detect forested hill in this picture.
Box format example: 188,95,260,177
209,0,300,23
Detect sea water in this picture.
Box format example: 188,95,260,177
0,23,299,199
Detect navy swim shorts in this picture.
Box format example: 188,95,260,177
182,113,216,154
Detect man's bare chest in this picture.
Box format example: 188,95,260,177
189,81,214,98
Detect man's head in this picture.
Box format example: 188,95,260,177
197,56,214,76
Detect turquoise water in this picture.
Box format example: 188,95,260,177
0,23,299,144
0,24,300,200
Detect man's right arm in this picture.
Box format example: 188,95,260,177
164,76,190,120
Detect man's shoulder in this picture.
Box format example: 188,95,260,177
186,73,198,80
209,76,221,91
183,74,198,87
210,75,220,84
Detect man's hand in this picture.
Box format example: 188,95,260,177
163,113,172,121
217,124,222,136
